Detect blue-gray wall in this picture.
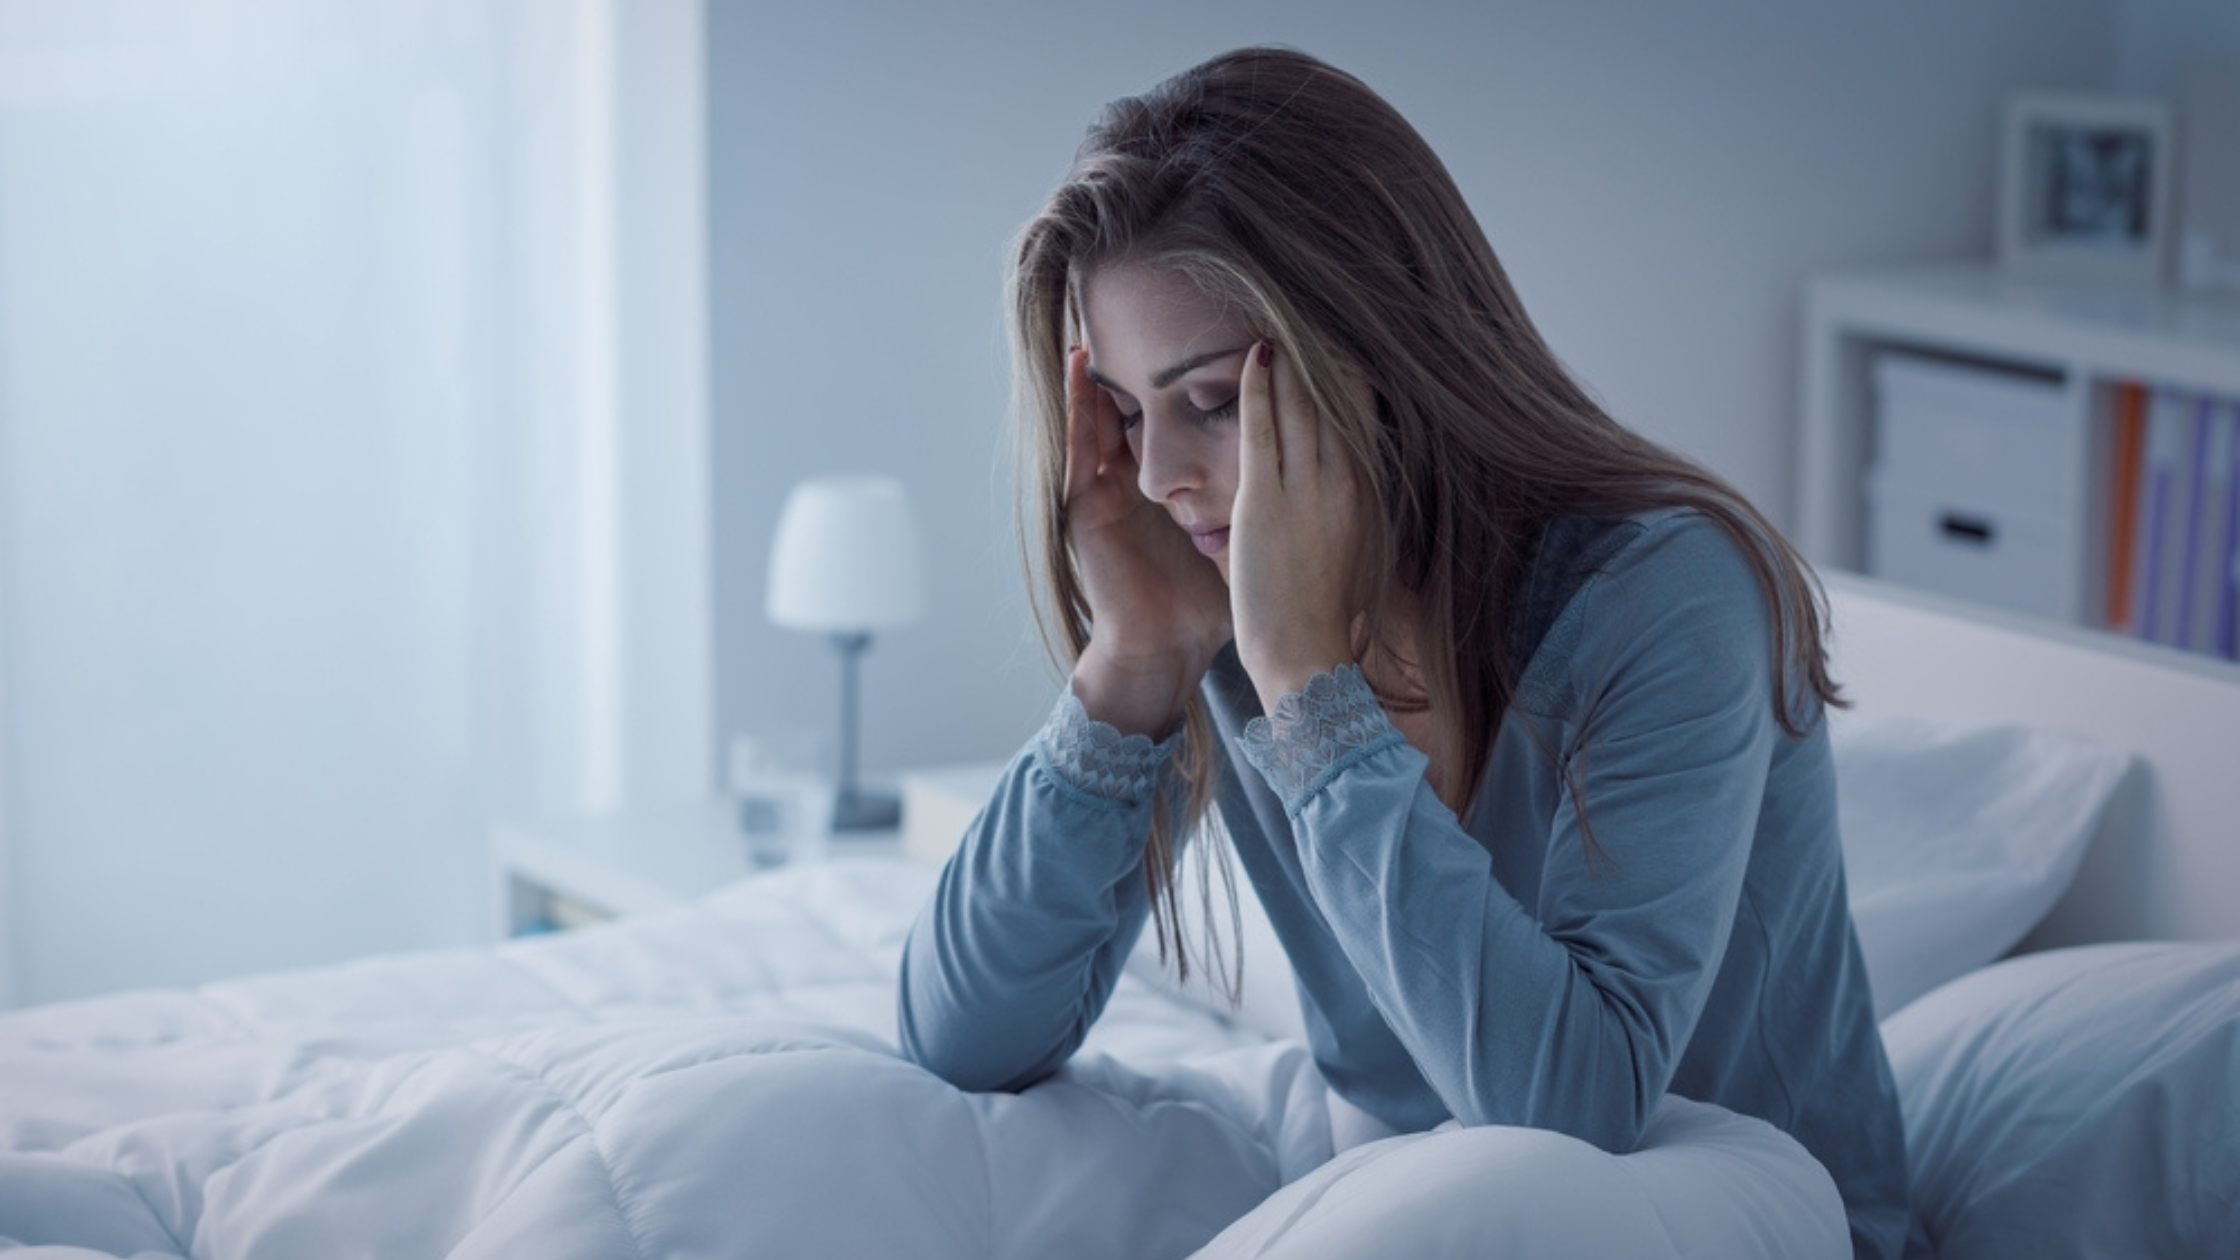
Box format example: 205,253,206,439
707,0,2119,779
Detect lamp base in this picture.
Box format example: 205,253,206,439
832,786,902,832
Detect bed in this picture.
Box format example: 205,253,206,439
2,572,2235,1259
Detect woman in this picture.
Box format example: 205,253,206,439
897,46,1908,1259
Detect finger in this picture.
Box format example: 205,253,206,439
1092,379,1131,476
1064,346,1104,488
1268,343,1321,476
1063,347,1089,489
1239,340,1282,488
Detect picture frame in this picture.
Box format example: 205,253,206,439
1998,93,2175,286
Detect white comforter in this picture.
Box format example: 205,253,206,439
0,859,1845,1259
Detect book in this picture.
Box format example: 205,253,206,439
2105,381,2149,631
2174,395,2221,650
2218,405,2240,660
2182,400,2237,655
2133,388,2193,645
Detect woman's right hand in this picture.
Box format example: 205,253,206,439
1061,345,1233,737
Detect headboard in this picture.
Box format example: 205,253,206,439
1822,571,2240,948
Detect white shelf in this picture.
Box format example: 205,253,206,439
487,762,1012,938
490,801,901,938
1796,264,2240,607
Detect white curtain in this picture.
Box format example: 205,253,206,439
0,0,709,1006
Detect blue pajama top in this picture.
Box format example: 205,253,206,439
897,509,1909,1260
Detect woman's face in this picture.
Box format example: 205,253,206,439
1079,260,1254,580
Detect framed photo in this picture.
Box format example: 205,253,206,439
1998,93,2175,285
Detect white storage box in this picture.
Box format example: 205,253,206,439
1867,352,2090,621
1867,474,2085,621
1871,352,2085,518
899,762,1006,866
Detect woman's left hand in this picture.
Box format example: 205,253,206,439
1230,341,1366,713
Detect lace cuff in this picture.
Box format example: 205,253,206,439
1239,665,1406,812
1034,687,1182,808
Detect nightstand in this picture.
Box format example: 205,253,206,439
489,759,1010,938
490,801,901,938
898,762,1007,864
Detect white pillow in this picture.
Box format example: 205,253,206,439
1828,712,2133,1018
1882,941,2240,1259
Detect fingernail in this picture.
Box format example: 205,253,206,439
1257,342,1273,366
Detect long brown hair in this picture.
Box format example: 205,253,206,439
1008,47,1840,976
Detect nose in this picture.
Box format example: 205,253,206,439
1133,410,1204,504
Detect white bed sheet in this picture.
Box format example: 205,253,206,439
0,859,1844,1259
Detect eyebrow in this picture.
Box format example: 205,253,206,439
1086,345,1250,395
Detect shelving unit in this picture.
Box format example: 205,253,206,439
1797,263,2240,660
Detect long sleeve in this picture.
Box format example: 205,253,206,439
1236,518,1777,1152
895,689,1180,1092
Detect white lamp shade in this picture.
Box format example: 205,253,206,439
765,476,926,631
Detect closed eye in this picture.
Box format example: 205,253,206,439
1108,394,1236,432
1188,396,1238,423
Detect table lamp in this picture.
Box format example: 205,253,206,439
764,476,925,830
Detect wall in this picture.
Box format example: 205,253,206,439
2112,0,2240,95
706,0,2113,779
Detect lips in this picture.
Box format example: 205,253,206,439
1189,526,1230,556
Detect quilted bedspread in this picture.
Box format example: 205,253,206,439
0,859,1844,1259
